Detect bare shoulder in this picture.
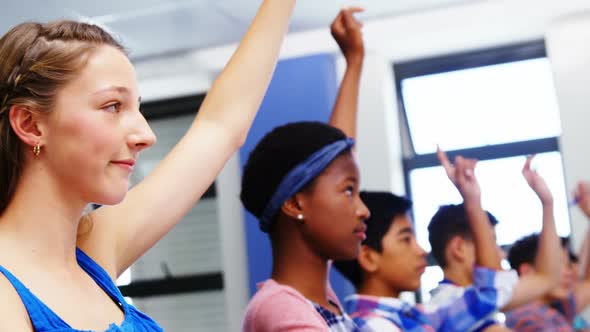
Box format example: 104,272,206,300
76,212,118,280
0,273,33,331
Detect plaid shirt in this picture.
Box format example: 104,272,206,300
344,267,518,332
429,280,501,332
310,300,365,332
505,293,576,332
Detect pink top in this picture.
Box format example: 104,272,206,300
242,279,341,332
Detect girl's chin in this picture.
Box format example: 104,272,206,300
94,190,128,206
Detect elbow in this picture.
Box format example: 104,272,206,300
220,127,247,153
227,124,248,149
235,129,249,148
538,273,560,294
232,134,248,150
199,114,250,149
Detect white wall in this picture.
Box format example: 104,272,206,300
132,0,590,328
335,55,405,195
215,153,249,332
546,14,590,250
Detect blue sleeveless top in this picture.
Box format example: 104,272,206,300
0,248,163,331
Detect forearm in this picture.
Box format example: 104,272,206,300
502,273,554,311
579,229,590,279
465,201,502,270
501,196,559,311
194,0,296,144
534,202,561,284
576,180,590,279
329,56,363,138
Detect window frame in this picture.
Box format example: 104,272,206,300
393,40,568,302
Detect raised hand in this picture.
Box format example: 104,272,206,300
575,181,590,218
437,146,481,205
438,146,502,270
522,155,553,206
331,7,364,63
328,7,365,139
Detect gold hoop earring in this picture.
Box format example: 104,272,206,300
33,144,41,157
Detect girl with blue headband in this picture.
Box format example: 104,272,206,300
240,8,369,332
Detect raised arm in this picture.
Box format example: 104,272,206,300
437,148,502,270
328,8,364,139
502,155,560,310
577,225,590,281
81,0,297,277
572,181,590,312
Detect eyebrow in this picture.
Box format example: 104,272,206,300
93,86,129,95
397,227,414,236
93,86,141,104
343,175,358,183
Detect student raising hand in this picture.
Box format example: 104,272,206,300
522,155,554,206
437,147,503,271
437,146,481,205
329,7,365,139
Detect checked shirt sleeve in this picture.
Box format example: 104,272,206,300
423,267,518,332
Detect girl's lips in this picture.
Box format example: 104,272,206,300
355,231,367,241
354,223,367,240
112,160,135,171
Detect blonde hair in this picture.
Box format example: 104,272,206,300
0,21,125,215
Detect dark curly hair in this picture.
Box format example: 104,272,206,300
240,121,348,232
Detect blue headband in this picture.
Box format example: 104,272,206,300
258,137,355,232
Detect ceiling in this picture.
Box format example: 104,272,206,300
2,0,478,60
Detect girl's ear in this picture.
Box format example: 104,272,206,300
281,193,306,222
9,105,45,149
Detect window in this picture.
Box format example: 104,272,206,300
402,58,561,154
394,41,571,301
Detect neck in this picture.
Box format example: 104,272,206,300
0,163,87,268
357,276,401,299
443,263,474,287
270,224,331,307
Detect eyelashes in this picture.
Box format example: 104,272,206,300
102,102,121,113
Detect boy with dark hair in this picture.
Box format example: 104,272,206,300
334,150,518,331
428,204,503,292
427,155,562,331
504,181,590,332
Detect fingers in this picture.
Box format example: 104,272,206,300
454,156,465,184
437,145,454,176
464,158,477,180
341,8,364,31
330,10,345,35
522,155,534,173
522,155,536,185
343,6,365,13
455,155,477,182
437,146,480,186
